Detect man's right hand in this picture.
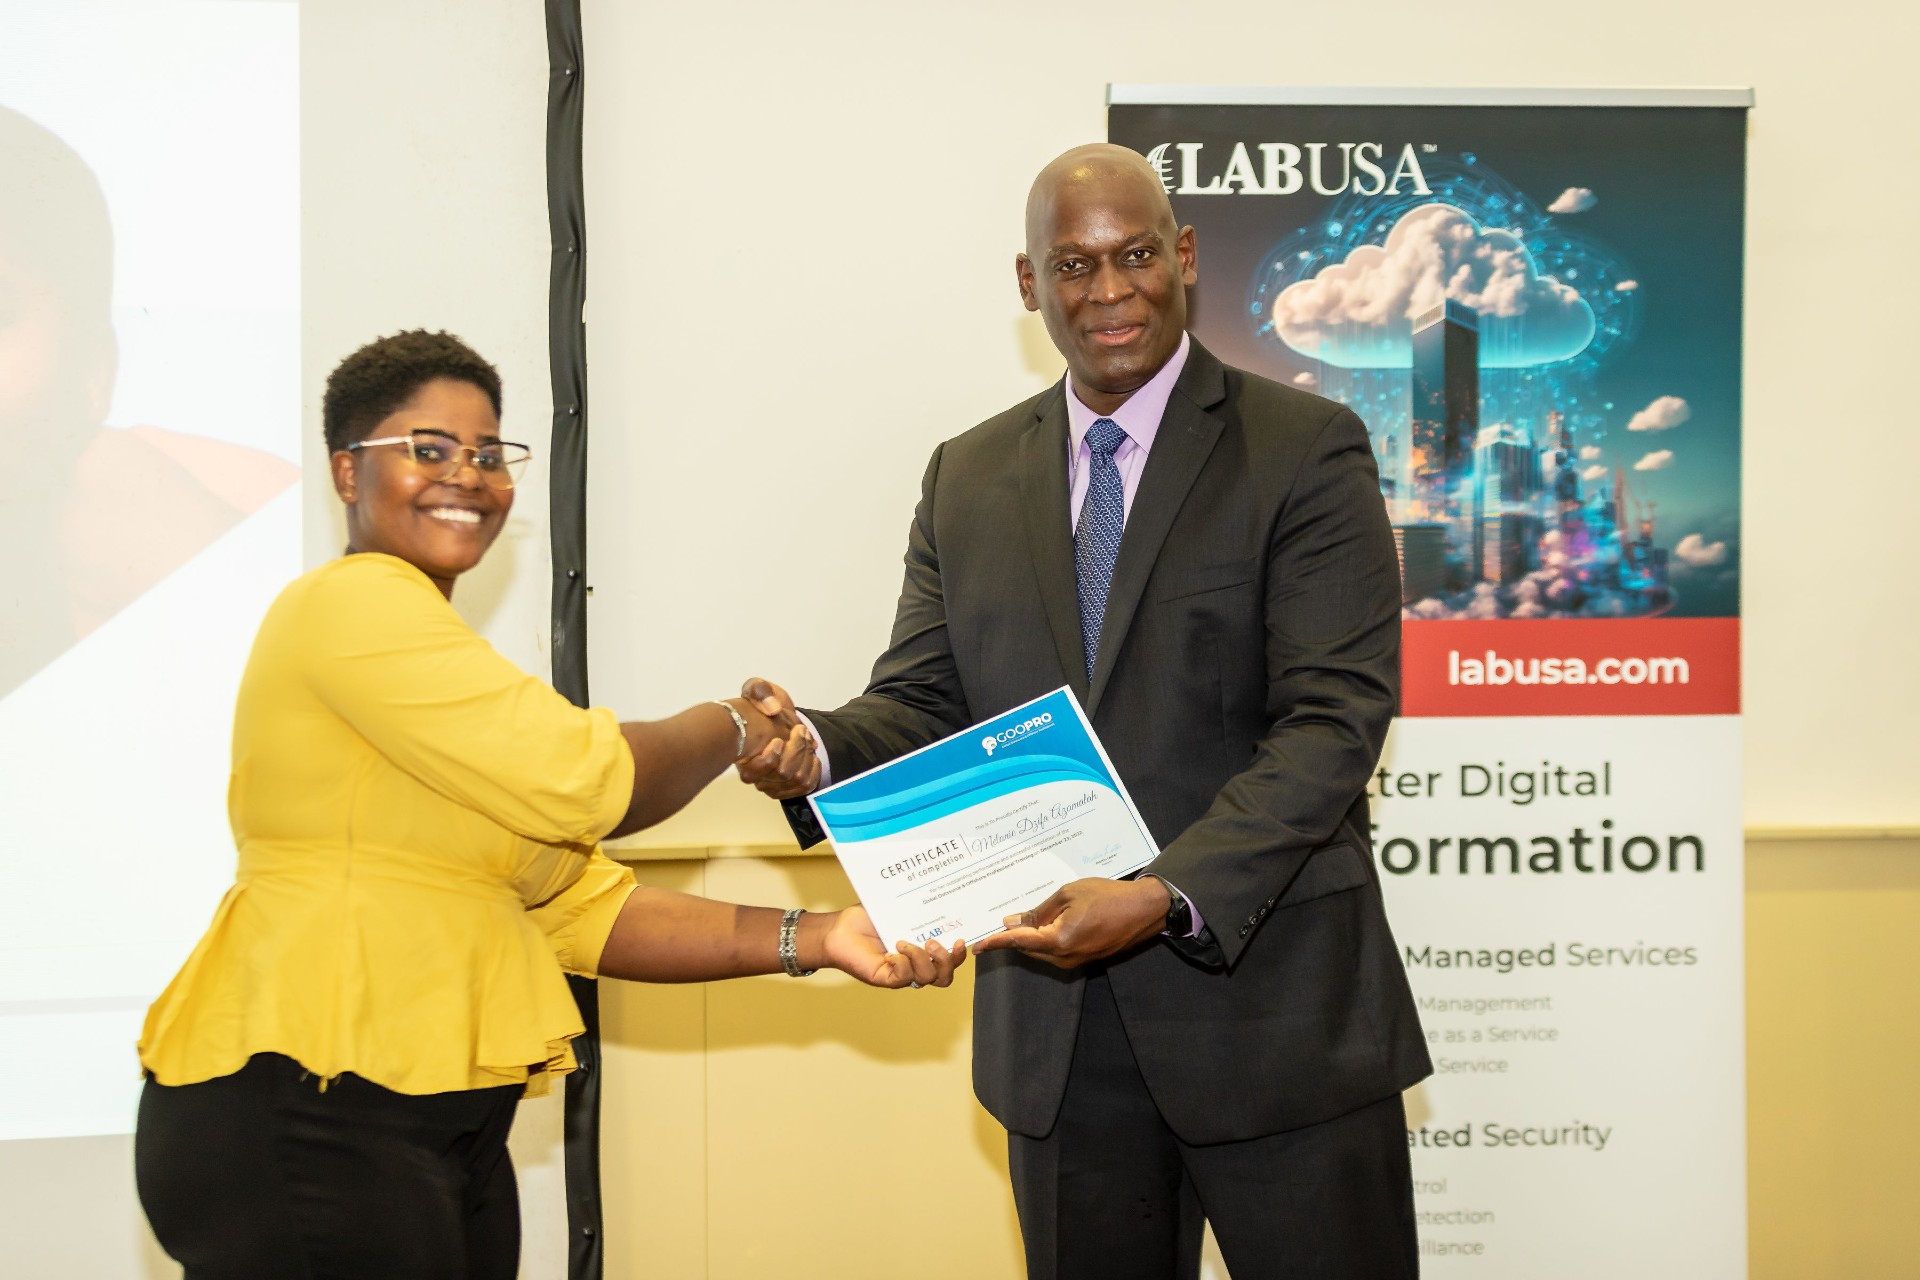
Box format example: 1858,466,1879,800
735,676,821,799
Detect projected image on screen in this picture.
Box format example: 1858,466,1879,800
1,108,297,696
0,1,299,1140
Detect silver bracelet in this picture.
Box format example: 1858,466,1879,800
779,907,816,977
712,699,748,759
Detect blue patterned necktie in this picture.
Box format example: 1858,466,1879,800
1074,417,1128,678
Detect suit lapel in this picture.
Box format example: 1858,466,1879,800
1086,343,1228,713
1018,383,1089,702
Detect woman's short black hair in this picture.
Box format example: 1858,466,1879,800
322,330,502,453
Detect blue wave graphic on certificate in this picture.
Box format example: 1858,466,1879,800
809,688,1157,949
812,754,1112,841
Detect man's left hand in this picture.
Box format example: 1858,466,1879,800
971,877,1168,968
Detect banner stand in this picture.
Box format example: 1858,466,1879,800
1111,86,1750,1277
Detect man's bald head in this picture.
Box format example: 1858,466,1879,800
1015,144,1196,415
1024,144,1179,260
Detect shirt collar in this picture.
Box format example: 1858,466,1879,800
1066,332,1191,455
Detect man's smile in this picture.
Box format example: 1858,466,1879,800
1089,323,1145,347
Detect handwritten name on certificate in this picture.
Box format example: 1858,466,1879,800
808,688,1158,949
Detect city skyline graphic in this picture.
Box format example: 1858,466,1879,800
1115,105,1744,621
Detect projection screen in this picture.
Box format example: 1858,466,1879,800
0,0,300,1142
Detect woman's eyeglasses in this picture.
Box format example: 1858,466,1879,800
345,432,532,490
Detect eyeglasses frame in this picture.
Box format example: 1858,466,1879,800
342,431,533,490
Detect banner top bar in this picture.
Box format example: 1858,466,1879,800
1107,85,1754,109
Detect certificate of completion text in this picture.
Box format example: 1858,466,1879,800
808,688,1158,949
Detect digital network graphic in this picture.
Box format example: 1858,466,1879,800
1241,153,1734,621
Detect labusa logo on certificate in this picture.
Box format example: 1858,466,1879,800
809,688,1160,949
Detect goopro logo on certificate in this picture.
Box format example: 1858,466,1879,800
809,688,1158,949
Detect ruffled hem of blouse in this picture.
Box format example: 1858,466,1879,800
138,881,591,1098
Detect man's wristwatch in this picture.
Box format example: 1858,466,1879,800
1156,877,1193,936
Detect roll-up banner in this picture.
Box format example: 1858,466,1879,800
1111,88,1748,1276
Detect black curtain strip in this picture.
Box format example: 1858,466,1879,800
544,3,602,1280
562,971,604,1280
546,0,588,710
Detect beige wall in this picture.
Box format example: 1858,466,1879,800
587,840,1920,1279
578,0,1917,829
1746,836,1920,1279
600,855,1024,1279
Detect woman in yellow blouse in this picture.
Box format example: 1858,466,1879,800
133,330,964,1280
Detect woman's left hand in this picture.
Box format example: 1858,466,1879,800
821,906,967,989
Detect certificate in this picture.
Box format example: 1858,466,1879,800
808,687,1158,949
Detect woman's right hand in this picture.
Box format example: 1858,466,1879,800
733,677,821,798
723,692,796,763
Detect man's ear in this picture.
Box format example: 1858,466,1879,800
330,449,357,504
1015,253,1039,313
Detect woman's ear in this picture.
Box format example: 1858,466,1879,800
330,449,357,504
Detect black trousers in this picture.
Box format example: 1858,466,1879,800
1008,972,1419,1280
136,1053,522,1280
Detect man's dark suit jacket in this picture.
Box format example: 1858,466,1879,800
789,339,1431,1145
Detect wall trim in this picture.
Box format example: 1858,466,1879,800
606,829,1920,866
1744,826,1920,843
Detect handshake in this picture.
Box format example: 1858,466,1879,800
724,676,823,799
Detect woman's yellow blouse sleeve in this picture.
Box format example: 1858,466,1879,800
527,851,639,977
298,556,635,846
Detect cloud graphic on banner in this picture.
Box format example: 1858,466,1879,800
1615,279,1639,292
1291,371,1318,388
1582,464,1608,481
1673,533,1728,567
1548,187,1598,214
1634,450,1674,471
1580,445,1603,461
1268,203,1595,369
1628,395,1690,432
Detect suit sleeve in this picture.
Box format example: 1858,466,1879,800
1147,407,1400,969
784,442,976,848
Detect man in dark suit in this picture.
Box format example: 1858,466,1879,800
742,144,1430,1279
